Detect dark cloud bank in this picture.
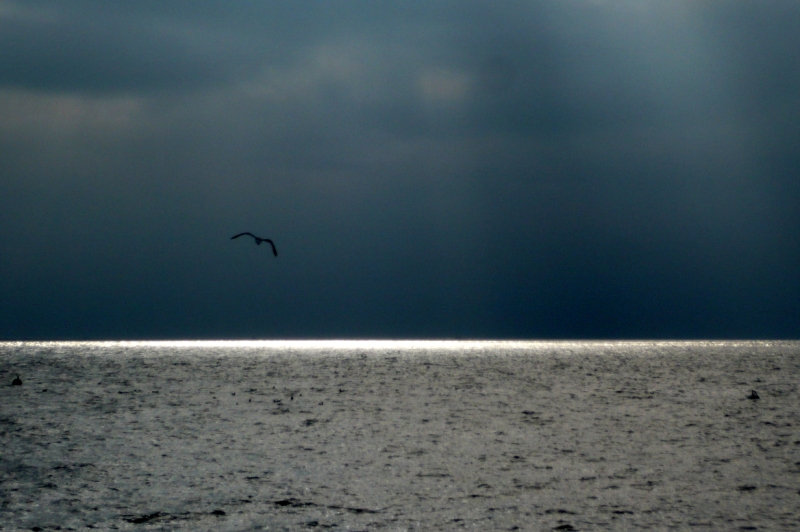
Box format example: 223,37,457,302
1,1,798,339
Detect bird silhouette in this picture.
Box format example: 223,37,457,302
231,232,278,256
12,375,22,386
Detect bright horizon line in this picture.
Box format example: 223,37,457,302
2,339,796,349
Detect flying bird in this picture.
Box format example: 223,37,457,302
231,232,278,256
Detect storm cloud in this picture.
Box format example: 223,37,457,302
1,0,798,339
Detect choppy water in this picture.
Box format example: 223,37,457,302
2,341,799,531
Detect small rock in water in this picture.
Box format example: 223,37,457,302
747,390,760,400
12,375,22,386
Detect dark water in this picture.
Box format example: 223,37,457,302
2,341,799,531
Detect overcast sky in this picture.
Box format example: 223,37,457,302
1,0,798,339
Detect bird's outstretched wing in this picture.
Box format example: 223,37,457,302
231,232,277,256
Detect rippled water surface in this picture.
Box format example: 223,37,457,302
2,341,799,531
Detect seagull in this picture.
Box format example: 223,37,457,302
12,375,22,386
231,232,278,256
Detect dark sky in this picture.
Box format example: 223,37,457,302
1,1,799,339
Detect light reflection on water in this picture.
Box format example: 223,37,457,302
1,338,793,354
2,339,799,530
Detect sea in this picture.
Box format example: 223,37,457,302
2,340,799,531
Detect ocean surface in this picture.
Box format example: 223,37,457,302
2,341,799,531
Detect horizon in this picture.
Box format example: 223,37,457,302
3,339,795,347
